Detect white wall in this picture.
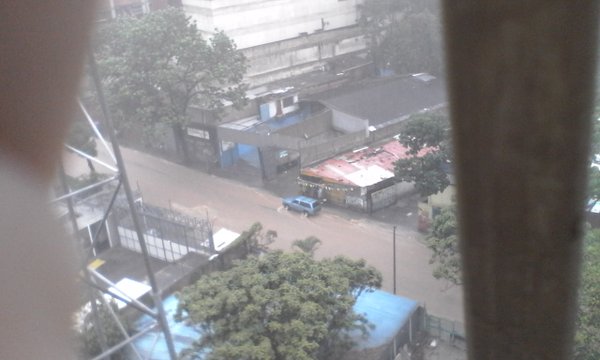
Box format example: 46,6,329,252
331,109,367,134
242,27,365,77
265,95,299,117
118,227,210,262
182,0,362,49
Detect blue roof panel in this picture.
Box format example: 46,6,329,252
351,289,419,348
133,290,417,358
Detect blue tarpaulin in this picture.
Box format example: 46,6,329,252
134,289,418,358
351,289,418,349
133,295,201,359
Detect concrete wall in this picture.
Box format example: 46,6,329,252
218,110,332,150
98,0,156,18
259,146,279,180
241,27,366,85
345,194,366,211
182,0,361,49
418,184,455,231
342,182,414,213
277,109,332,138
300,130,367,166
182,0,367,86
332,109,368,134
118,226,198,262
370,182,414,211
429,183,455,209
218,126,302,149
367,117,407,143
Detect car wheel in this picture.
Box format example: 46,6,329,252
302,211,309,217
284,205,289,210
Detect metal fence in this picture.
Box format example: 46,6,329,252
367,310,466,360
376,307,424,360
114,202,216,262
425,314,466,350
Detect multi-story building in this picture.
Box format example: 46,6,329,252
97,0,172,19
176,0,373,169
181,0,368,86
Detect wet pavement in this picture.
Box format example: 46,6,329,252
214,159,424,231
65,146,464,321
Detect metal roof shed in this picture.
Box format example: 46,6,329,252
133,290,420,359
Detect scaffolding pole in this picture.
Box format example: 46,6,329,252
58,106,172,359
87,50,178,360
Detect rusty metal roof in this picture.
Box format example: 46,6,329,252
301,140,429,187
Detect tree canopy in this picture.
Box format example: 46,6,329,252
587,105,600,199
96,8,247,162
358,0,443,75
588,167,600,200
425,206,461,286
76,300,131,360
424,205,600,357
176,251,382,360
394,112,452,197
574,228,600,359
234,222,277,256
291,236,322,256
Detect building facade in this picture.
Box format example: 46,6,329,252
181,0,368,86
97,0,173,19
181,0,362,49
299,140,417,213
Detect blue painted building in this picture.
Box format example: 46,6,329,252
217,93,313,179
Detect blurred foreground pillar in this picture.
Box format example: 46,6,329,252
442,2,599,359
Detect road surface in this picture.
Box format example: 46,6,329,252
64,146,464,321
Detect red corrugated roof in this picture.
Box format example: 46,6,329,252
301,140,431,187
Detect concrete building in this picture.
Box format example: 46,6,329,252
181,0,368,86
417,180,455,232
95,0,375,168
202,74,446,185
290,74,447,213
181,0,361,49
172,0,373,169
174,0,375,168
314,73,447,139
97,0,172,19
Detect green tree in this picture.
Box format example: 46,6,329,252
358,0,443,75
423,206,600,356
292,236,322,256
76,300,131,360
234,222,277,256
591,119,600,159
379,10,442,75
394,112,452,197
176,251,382,360
574,228,600,359
96,8,247,163
425,206,461,286
588,107,600,199
588,167,600,200
357,0,402,70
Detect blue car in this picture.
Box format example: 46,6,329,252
282,195,322,216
